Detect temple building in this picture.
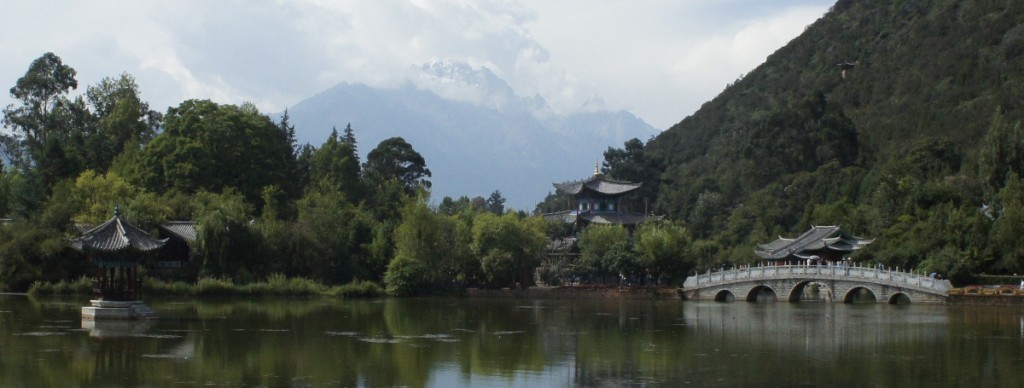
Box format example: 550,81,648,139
542,167,659,228
754,225,874,264
71,207,166,320
154,221,198,280
537,167,660,286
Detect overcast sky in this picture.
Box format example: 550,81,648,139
0,0,833,130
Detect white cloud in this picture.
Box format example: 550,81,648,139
0,0,832,129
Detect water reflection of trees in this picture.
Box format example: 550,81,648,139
4,296,1024,386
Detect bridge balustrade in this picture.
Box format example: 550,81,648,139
684,264,949,293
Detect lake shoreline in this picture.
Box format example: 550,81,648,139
465,286,681,299
466,286,1024,305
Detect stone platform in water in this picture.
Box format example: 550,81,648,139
81,300,157,320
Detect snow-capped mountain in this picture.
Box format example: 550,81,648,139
286,61,658,210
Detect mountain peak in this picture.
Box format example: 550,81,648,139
579,95,608,113
409,60,546,115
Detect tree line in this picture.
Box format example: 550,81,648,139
0,52,696,294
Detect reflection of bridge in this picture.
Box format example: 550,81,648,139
681,264,952,304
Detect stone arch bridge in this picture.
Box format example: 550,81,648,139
681,264,951,304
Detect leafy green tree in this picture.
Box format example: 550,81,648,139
977,112,1024,197
471,213,546,288
69,170,140,225
295,184,370,283
989,173,1024,273
635,222,692,285
688,190,728,238
293,143,315,195
5,170,46,219
384,254,430,296
0,224,84,291
0,162,9,217
533,190,573,215
127,100,295,209
485,190,506,215
390,198,464,290
275,109,302,201
439,196,468,216
363,137,431,196
192,190,257,281
1,52,79,171
251,216,309,279
576,224,630,284
309,127,362,202
341,122,358,156
83,73,159,172
602,138,660,211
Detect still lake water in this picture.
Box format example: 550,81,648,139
2,294,1023,387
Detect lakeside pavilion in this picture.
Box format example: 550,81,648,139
71,207,166,320
539,167,661,285
754,225,874,266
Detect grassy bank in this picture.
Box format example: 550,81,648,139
27,274,385,299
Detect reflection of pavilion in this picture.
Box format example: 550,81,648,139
71,207,165,320
81,319,155,338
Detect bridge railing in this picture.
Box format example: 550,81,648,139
682,263,952,293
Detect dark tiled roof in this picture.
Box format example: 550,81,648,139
160,221,197,242
553,174,641,196
755,225,873,260
542,210,578,223
70,212,167,253
541,210,661,226
579,212,661,225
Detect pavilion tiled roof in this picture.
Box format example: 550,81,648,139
754,225,873,260
70,209,167,253
553,174,641,196
159,221,197,242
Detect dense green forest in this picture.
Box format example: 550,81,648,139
597,0,1024,285
4,0,1024,293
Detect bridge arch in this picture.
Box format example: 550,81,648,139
841,286,877,303
887,292,912,305
787,280,834,302
745,285,778,303
714,290,735,302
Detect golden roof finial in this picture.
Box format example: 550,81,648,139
594,160,600,176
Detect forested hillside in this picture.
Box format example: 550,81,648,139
621,0,1024,282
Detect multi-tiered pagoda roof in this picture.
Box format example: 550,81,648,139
755,225,873,261
543,169,657,227
553,174,642,196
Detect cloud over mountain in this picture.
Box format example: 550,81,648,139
287,61,657,210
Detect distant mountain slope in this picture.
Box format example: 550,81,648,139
286,63,657,210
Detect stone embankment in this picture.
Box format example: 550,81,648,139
948,285,1024,305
